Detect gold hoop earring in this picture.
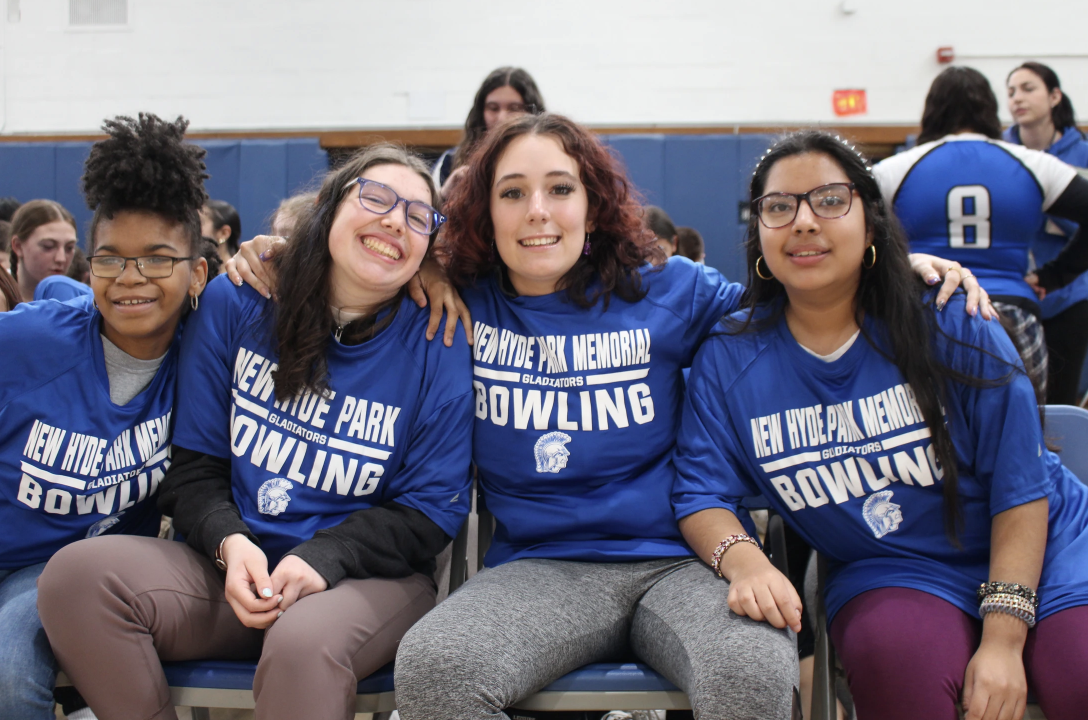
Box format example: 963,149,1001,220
863,245,877,269
755,255,774,281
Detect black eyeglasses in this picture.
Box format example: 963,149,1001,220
342,178,446,235
484,102,536,115
88,255,195,279
752,183,857,229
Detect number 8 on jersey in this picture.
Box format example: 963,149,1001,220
947,185,992,249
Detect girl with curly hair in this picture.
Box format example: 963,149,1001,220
38,142,474,720
0,112,208,719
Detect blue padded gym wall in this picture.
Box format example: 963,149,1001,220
601,133,774,284
0,138,328,248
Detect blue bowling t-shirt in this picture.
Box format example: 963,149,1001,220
173,276,474,566
674,296,1088,622
463,256,745,565
0,297,171,569
874,134,1077,302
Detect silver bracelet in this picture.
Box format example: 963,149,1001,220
214,536,230,571
979,592,1036,628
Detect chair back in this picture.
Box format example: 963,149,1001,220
1045,404,1088,484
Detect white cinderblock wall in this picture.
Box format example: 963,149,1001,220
0,0,1085,134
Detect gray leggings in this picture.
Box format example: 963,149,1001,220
395,557,798,720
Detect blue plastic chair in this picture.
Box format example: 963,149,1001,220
1044,404,1088,482
515,663,688,712
162,661,395,718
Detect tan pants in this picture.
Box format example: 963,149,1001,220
37,535,435,720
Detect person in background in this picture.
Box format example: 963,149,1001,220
66,247,91,285
0,197,20,222
643,206,677,257
674,129,1088,720
1005,61,1088,405
675,226,705,263
33,276,92,303
432,67,546,192
271,190,318,238
0,258,17,310
0,220,12,273
0,112,209,720
200,198,242,266
8,200,78,303
873,66,1088,402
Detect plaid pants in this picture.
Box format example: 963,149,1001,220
994,301,1047,403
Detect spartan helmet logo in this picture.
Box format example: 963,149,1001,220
86,512,123,538
534,431,572,474
863,490,903,539
258,478,294,516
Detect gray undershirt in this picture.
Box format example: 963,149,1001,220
100,335,166,405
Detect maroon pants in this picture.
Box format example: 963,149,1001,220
830,587,1088,720
36,535,436,720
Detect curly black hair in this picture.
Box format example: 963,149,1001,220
83,113,208,251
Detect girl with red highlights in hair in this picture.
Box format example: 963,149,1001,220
228,113,992,719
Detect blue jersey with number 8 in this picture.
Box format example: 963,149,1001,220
874,134,1077,302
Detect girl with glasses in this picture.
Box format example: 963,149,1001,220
673,130,1088,720
873,66,1088,404
1004,62,1088,405
37,144,474,720
432,66,546,192
0,113,209,720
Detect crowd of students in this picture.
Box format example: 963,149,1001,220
1,61,1087,720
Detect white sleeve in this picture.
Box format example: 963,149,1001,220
872,141,941,204
995,140,1078,210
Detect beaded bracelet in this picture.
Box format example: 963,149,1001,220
711,534,760,578
977,581,1039,610
979,592,1037,628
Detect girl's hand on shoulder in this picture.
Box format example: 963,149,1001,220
409,255,474,347
221,534,283,629
225,235,285,300
270,555,328,613
908,253,996,320
725,548,803,633
962,634,1028,720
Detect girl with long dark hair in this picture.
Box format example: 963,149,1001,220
431,66,546,190
0,113,209,719
875,66,1088,402
201,198,242,266
674,130,1088,720
38,144,474,720
1004,61,1088,404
